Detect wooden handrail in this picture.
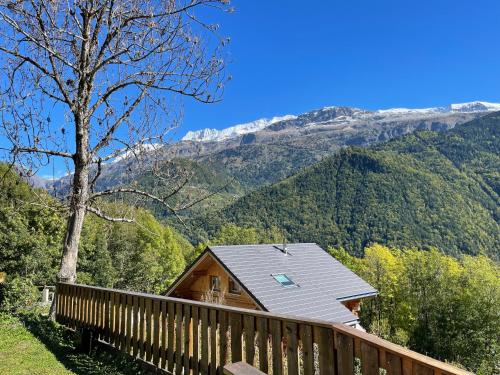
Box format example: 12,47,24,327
55,282,472,375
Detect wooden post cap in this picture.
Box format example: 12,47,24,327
223,362,266,375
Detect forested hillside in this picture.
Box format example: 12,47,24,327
196,112,500,257
329,245,499,374
0,164,194,294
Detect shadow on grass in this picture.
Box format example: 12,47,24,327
19,313,149,375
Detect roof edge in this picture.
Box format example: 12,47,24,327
337,291,378,302
206,246,268,311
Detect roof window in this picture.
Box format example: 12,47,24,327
272,273,297,287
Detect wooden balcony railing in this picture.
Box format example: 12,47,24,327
55,283,472,375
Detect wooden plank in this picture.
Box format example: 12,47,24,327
66,285,71,323
95,289,100,328
285,322,299,375
167,302,175,373
76,287,81,326
244,315,255,366
218,311,229,375
256,317,268,374
146,297,152,362
175,303,183,375
132,295,139,358
103,291,109,342
336,332,354,375
354,337,362,359
184,305,191,374
223,361,266,375
379,349,387,371
75,286,80,329
318,327,336,375
361,342,379,375
60,284,65,324
153,299,160,366
70,285,75,326
101,290,106,334
201,308,209,375
161,300,168,369
192,306,200,375
125,294,132,354
59,284,65,323
402,358,412,375
61,284,67,326
86,287,92,327
140,297,146,359
81,287,86,326
90,289,95,328
114,292,121,348
230,313,243,364
78,287,83,326
270,319,282,375
75,286,80,328
386,352,402,375
109,291,115,345
94,290,100,334
55,284,60,322
68,285,74,327
414,363,434,375
210,309,218,374
300,324,314,375
120,294,127,351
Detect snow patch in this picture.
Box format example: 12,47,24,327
182,115,297,142
111,143,162,163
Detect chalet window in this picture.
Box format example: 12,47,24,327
272,273,296,287
228,278,241,295
210,275,220,291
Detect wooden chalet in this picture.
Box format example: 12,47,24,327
166,243,377,328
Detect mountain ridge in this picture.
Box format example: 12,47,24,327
179,101,500,143
192,112,500,258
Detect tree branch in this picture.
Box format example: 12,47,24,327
3,146,73,159
85,205,135,223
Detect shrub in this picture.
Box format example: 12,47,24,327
0,276,39,313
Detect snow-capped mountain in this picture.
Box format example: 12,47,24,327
47,100,498,197
448,101,500,113
181,101,500,143
182,115,296,142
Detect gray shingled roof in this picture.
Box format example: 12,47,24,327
207,243,377,324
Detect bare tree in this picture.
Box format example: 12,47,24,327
0,0,230,291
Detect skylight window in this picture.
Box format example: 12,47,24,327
272,274,296,287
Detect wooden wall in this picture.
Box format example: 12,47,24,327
169,254,259,310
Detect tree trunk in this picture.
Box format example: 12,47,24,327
49,163,89,319
50,112,90,319
58,171,89,283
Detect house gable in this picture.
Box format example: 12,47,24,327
167,250,260,311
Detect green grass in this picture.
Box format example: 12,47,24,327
0,312,148,375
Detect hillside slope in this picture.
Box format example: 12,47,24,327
202,113,500,257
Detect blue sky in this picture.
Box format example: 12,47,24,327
2,0,500,177
179,0,500,136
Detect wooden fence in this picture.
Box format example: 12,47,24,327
55,283,472,375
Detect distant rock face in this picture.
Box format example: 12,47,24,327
179,101,500,143
240,133,257,145
46,101,498,198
